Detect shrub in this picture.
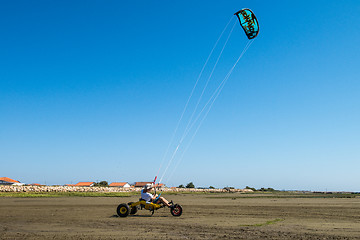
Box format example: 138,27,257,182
258,187,276,192
94,181,108,187
245,186,256,191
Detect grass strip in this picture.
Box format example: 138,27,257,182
0,191,222,198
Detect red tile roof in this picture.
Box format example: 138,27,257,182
109,182,128,187
0,177,20,183
75,182,95,187
134,182,152,187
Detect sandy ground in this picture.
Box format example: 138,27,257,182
1,193,360,239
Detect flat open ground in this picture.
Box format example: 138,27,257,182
1,192,360,239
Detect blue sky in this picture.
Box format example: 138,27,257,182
1,0,360,191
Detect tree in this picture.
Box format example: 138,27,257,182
245,186,256,191
258,187,275,192
209,186,215,189
94,181,108,187
178,184,185,188
186,182,195,188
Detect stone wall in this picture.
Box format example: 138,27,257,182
0,185,253,193
0,185,132,193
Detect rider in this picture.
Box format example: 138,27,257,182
141,183,172,207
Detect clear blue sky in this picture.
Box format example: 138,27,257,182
1,0,360,191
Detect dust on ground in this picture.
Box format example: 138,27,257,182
1,193,360,239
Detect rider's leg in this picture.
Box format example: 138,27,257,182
159,197,170,207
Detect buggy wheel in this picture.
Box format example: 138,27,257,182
130,206,137,215
128,202,137,215
117,204,130,217
170,204,182,217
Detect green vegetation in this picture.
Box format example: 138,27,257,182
245,186,277,192
240,218,284,227
245,186,256,191
258,187,276,192
164,191,219,195
93,181,109,187
0,190,219,198
1,189,359,199
178,184,185,188
186,182,195,188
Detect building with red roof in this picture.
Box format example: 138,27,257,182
109,182,131,188
134,182,153,188
0,177,22,185
155,183,165,189
134,182,165,189
74,182,95,187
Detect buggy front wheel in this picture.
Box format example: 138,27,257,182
170,204,182,217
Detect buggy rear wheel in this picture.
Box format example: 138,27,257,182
128,202,137,215
117,204,130,217
130,206,137,215
170,204,182,217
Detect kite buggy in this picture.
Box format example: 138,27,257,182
117,183,182,217
116,194,182,217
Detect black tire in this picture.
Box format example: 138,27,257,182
128,202,137,215
170,204,182,217
117,203,130,217
130,206,137,215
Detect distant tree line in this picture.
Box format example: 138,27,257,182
245,186,277,192
178,182,195,188
177,182,217,189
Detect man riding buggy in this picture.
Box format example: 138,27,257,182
141,183,172,206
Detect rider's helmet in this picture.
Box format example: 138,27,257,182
143,183,153,190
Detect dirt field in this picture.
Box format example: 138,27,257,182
1,193,360,239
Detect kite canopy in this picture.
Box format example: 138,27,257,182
234,8,259,39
